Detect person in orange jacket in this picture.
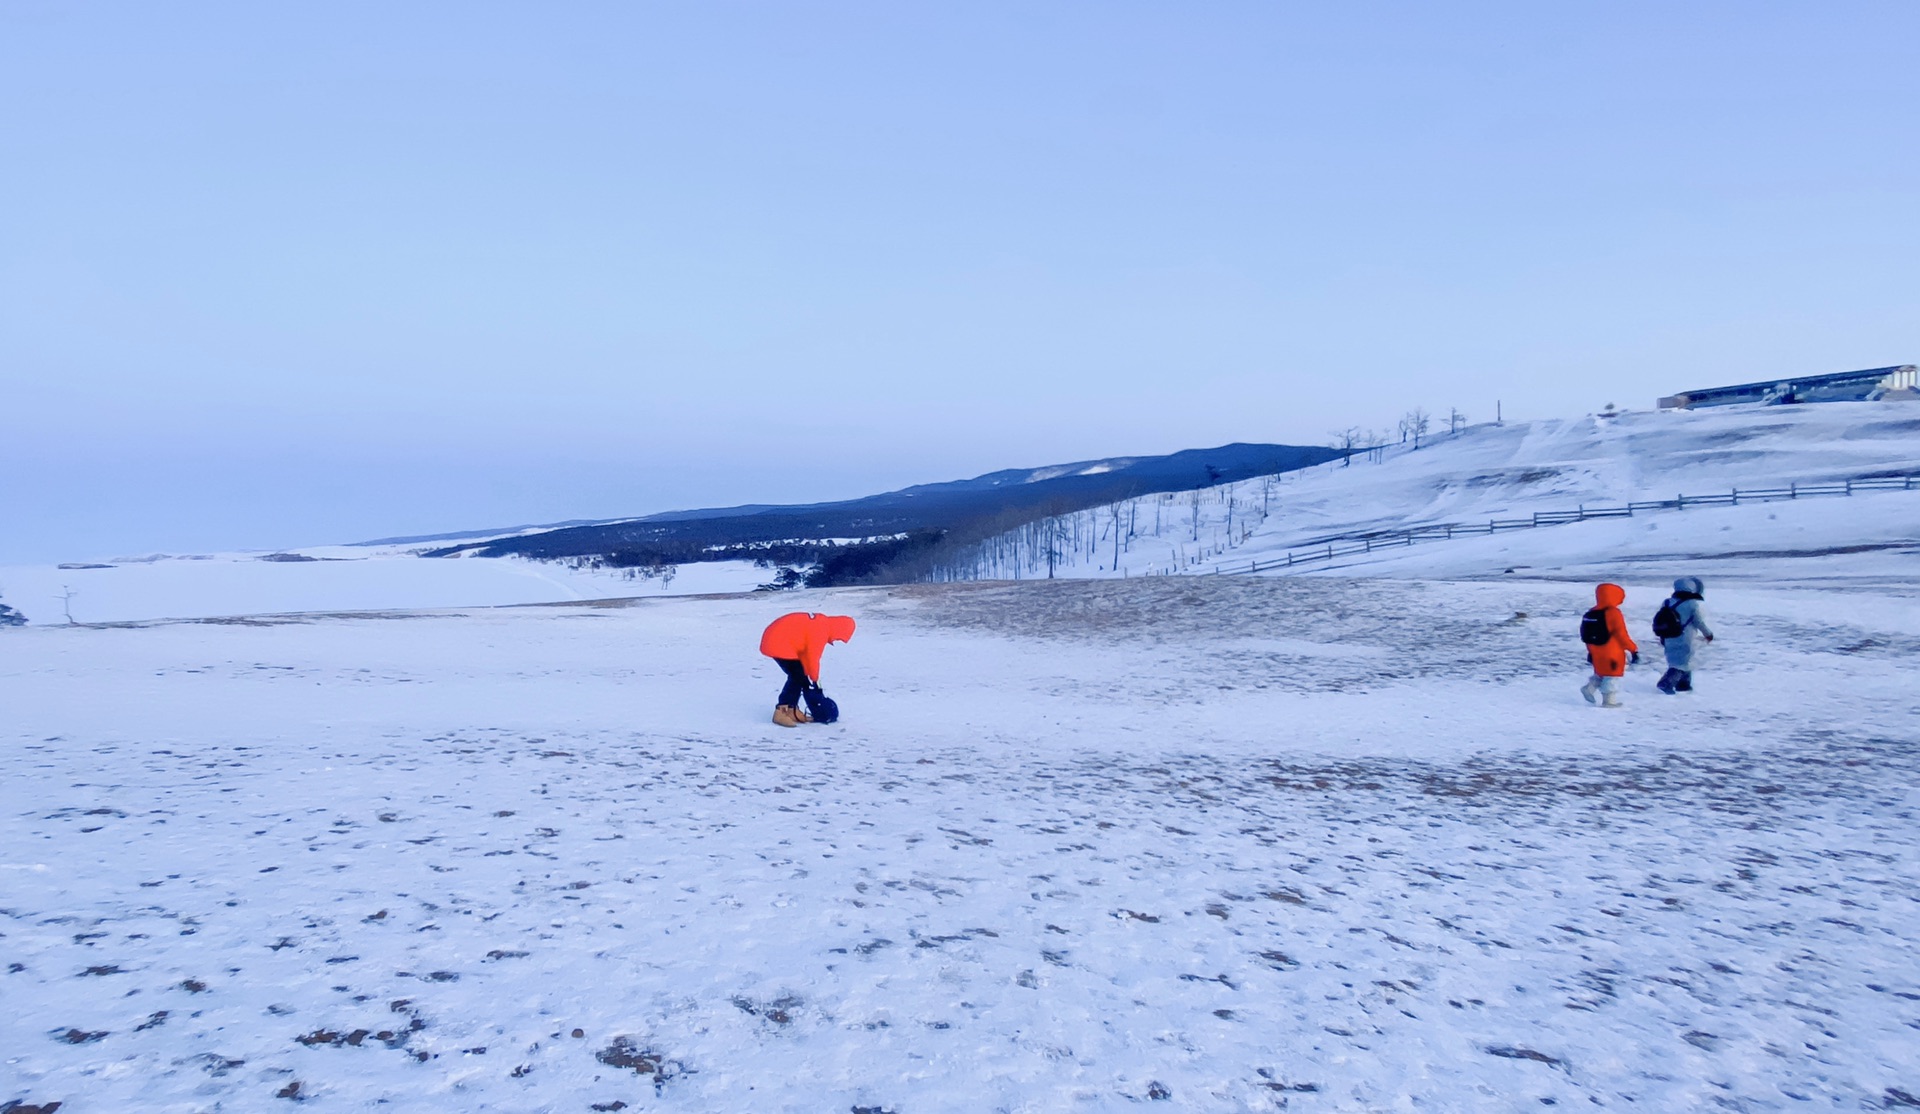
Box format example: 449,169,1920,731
759,612,856,727
1578,582,1640,708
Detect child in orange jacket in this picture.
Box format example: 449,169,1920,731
759,612,856,727
1579,583,1640,708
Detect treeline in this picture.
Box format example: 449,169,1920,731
546,531,953,589
425,441,1347,589
921,471,1299,581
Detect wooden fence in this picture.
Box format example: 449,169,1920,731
1213,474,1920,575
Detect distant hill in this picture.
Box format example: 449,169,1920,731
430,442,1342,585
944,403,1920,583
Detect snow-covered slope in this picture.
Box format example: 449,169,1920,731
1275,403,1920,536
942,402,1920,584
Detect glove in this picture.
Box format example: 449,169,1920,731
1630,651,1641,665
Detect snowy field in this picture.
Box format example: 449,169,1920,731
0,551,767,628
5,570,1918,1111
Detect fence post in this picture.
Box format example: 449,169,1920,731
1731,489,1738,506
1326,545,1333,561
1845,479,1853,495
1677,494,1684,510
1790,482,1796,499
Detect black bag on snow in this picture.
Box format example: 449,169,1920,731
1579,608,1612,646
1651,600,1686,640
802,686,840,725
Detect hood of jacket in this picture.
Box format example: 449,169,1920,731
1672,576,1704,597
1594,582,1626,608
822,615,856,643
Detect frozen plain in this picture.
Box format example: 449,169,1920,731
4,565,1919,1111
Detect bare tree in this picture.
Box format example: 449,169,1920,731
1447,406,1466,435
1331,426,1362,467
1405,407,1431,449
58,585,79,625
1043,500,1073,578
1189,488,1204,542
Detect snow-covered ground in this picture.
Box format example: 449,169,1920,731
5,403,1918,1110
944,402,1920,583
0,550,768,627
5,569,1918,1111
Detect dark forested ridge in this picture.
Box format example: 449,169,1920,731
428,442,1341,585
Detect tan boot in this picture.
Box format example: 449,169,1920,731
792,704,813,724
772,705,799,728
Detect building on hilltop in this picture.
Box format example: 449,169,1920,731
1659,365,1918,410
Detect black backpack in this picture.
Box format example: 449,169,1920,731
1651,600,1686,640
802,686,840,725
1579,608,1612,646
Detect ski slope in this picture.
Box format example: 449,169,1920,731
944,402,1920,584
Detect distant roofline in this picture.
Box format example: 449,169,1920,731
1660,365,1916,409
1666,365,1914,401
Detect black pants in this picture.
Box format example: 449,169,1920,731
774,658,811,707
1657,667,1693,693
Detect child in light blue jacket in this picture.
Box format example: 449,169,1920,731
1655,576,1715,694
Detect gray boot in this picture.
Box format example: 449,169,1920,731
1580,678,1599,704
1601,692,1623,708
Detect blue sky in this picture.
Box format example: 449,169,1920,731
3,2,1916,561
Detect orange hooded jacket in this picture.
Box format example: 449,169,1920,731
759,612,856,683
1585,583,1639,677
